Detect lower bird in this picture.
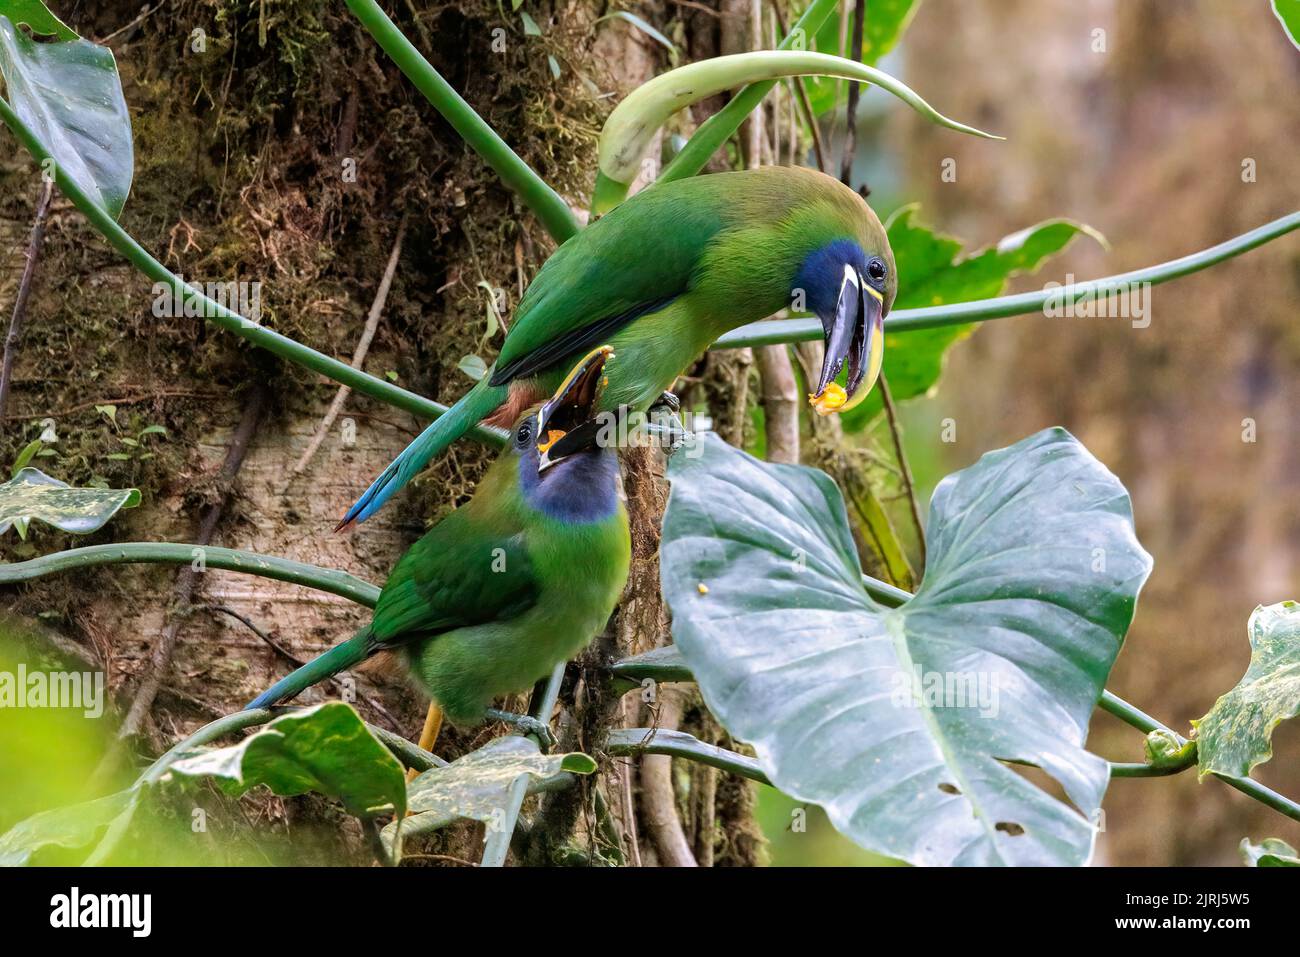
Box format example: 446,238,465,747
248,347,630,751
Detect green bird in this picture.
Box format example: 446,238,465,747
339,165,895,527
248,348,630,741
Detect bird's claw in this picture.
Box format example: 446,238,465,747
485,708,556,750
646,392,691,456
649,390,680,414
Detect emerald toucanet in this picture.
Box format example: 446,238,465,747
248,348,631,728
339,165,895,527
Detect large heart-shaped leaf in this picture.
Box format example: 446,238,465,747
163,703,406,819
381,735,595,850
0,467,139,536
841,208,1105,430
1193,601,1300,778
0,788,136,866
0,15,133,217
660,429,1151,866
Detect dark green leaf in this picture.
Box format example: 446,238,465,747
1240,836,1300,866
0,16,133,217
660,429,1151,865
163,702,406,819
1273,0,1300,51
2,1,77,40
1194,601,1300,778
842,207,1105,430
10,438,41,475
0,467,139,535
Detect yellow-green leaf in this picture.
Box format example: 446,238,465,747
1240,836,1300,866
0,467,139,536
1194,601,1300,778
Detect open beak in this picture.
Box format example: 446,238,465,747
536,346,613,472
810,266,885,416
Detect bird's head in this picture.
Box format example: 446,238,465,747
793,228,895,416
511,345,616,475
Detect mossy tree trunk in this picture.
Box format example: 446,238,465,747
0,0,767,865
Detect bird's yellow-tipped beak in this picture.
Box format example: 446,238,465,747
536,346,614,470
810,269,886,416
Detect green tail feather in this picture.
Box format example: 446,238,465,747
246,625,374,709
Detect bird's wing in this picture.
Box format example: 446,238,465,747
490,181,728,386
370,507,540,647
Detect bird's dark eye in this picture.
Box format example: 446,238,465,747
516,421,533,446
867,258,887,282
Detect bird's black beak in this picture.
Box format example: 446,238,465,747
811,266,885,415
536,346,613,472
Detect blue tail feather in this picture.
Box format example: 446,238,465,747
338,377,508,528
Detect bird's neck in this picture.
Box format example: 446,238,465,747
516,450,621,523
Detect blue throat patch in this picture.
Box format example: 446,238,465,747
516,446,621,523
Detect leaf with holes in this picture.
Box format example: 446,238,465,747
380,735,595,852
0,15,133,217
163,703,406,819
1240,837,1300,867
1193,601,1300,779
841,208,1105,431
0,467,139,536
661,429,1151,866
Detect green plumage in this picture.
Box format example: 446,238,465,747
250,421,630,725
498,165,894,409
342,165,894,526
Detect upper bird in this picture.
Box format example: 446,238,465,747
250,347,630,734
340,164,895,528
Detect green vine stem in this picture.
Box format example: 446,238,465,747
479,660,566,867
652,0,840,188
138,708,275,784
0,541,381,607
596,48,996,213
715,211,1300,349
0,95,507,448
136,706,443,787
606,727,770,786
345,0,578,243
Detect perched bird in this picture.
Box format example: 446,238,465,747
339,165,894,528
248,348,631,747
